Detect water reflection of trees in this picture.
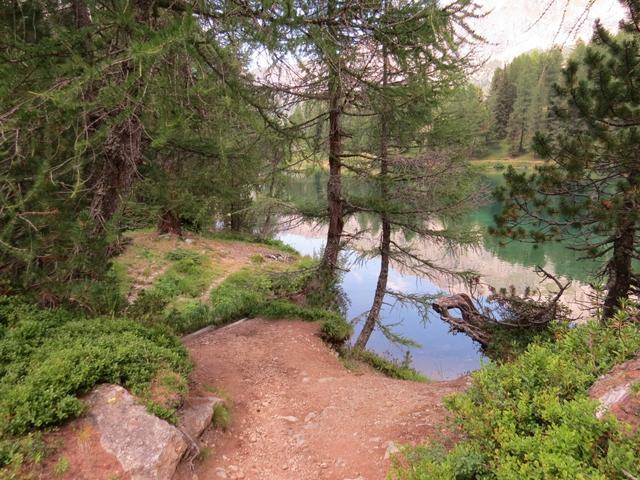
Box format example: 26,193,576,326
281,173,595,310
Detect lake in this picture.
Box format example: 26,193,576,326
275,168,600,380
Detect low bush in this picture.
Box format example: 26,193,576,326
319,314,353,346
0,297,190,437
207,231,298,256
391,318,640,479
152,251,215,299
259,300,353,346
343,349,428,382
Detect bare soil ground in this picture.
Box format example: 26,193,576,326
175,319,470,480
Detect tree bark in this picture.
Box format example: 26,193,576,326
432,293,493,349
355,40,391,350
157,210,182,235
603,214,636,320
89,115,144,228
355,218,390,349
318,0,344,278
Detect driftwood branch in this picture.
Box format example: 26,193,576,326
432,267,571,351
432,293,493,349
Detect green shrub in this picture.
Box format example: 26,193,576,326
145,401,178,425
319,314,353,346
162,299,214,335
209,269,272,323
127,290,169,323
0,297,190,437
207,231,299,256
0,432,48,479
392,319,640,479
211,403,231,431
259,300,352,346
153,255,210,298
345,349,428,382
165,248,200,262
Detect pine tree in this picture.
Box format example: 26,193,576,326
334,0,484,350
487,67,516,141
494,1,640,319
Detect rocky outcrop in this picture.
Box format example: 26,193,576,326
84,384,221,480
589,354,640,430
178,395,223,440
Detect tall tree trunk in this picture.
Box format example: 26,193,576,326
518,119,525,154
318,0,344,278
89,115,144,228
355,218,390,349
355,40,391,350
86,1,150,231
603,213,636,320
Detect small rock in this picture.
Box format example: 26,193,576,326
384,441,400,460
215,467,228,479
280,415,299,423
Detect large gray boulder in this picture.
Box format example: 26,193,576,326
85,384,221,480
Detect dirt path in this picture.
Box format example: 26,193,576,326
175,319,469,480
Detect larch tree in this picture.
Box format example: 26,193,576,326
327,0,485,350
0,0,273,305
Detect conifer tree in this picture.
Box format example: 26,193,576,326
494,0,640,319
0,0,274,305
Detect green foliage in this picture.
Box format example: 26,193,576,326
0,297,190,437
493,15,640,317
0,0,285,304
486,48,564,154
53,456,69,476
126,253,321,335
145,401,178,425
343,349,428,382
0,432,49,479
211,403,232,431
209,269,273,324
259,300,352,346
319,315,353,346
392,319,640,479
153,250,215,299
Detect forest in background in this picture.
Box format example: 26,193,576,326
1,0,640,478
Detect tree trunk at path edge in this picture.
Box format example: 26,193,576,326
355,217,390,349
318,0,344,279
355,40,391,350
602,214,636,320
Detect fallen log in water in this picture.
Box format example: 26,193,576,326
432,267,572,353
432,293,494,349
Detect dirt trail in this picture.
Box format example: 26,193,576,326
175,319,469,480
